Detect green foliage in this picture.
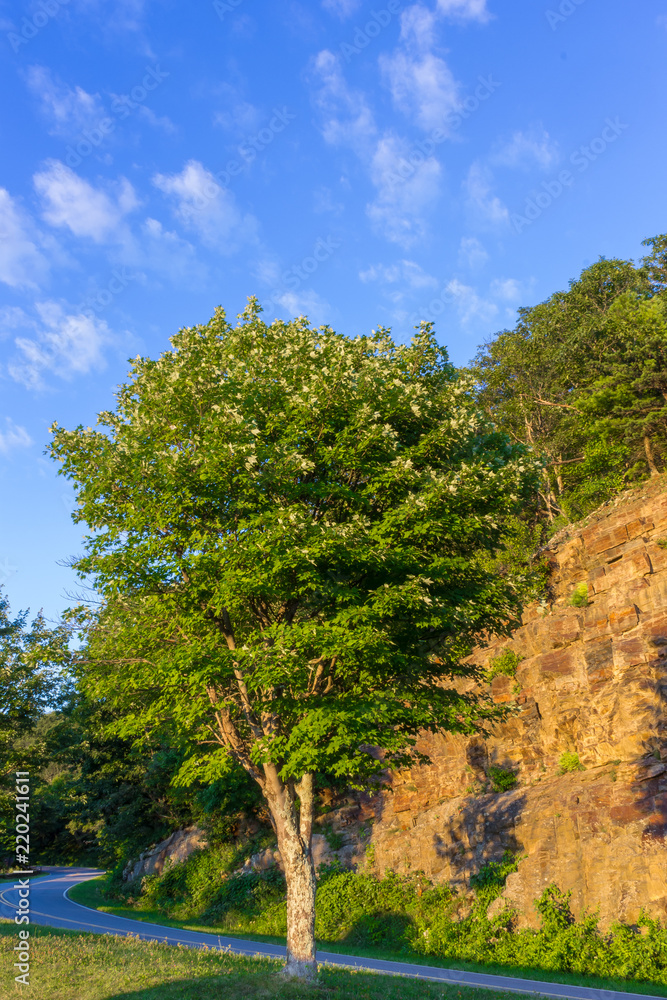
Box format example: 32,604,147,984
321,823,345,852
657,539,667,549
487,649,521,682
569,583,589,608
467,243,667,531
469,850,522,906
558,752,585,774
487,766,518,793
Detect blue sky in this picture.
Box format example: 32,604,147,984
1,0,666,622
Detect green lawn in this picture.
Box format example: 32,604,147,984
68,877,667,998
0,921,529,1000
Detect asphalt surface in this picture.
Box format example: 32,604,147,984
1,867,665,1000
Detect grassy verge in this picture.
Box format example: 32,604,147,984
68,877,667,997
0,920,534,1000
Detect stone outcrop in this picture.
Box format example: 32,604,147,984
124,826,208,882
324,477,667,930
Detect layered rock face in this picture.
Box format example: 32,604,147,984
123,826,208,882
348,478,667,929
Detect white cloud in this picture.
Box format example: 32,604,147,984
380,5,460,132
0,189,50,289
446,278,498,326
0,418,32,455
152,160,258,252
311,48,444,247
212,87,261,133
34,161,138,242
463,162,508,225
321,0,361,18
458,236,488,268
367,134,442,246
359,259,437,290
311,50,376,153
7,301,111,389
490,277,522,302
492,129,559,171
25,66,105,137
128,217,208,284
270,289,330,325
436,0,491,22
136,104,176,133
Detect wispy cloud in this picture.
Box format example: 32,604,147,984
321,0,361,18
25,65,105,138
446,277,498,325
34,161,139,242
311,50,442,247
436,0,491,23
7,301,112,389
492,128,559,171
367,134,442,246
311,49,376,154
380,4,461,132
0,189,50,289
0,418,32,455
360,259,438,290
463,161,508,225
458,235,488,268
152,160,259,252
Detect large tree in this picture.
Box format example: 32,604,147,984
50,302,537,979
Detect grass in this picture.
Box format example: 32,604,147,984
0,920,534,1000
68,877,667,998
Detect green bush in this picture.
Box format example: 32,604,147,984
488,766,518,793
570,583,589,607
558,752,585,774
487,649,521,682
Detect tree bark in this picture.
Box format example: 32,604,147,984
263,766,317,981
644,435,660,476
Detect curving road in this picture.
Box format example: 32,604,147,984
0,867,664,1000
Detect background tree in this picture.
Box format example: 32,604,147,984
50,302,539,979
0,590,70,859
468,244,666,524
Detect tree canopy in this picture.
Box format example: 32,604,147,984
467,237,667,522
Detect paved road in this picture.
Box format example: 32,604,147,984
1,867,665,1000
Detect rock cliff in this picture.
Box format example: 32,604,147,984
322,477,667,930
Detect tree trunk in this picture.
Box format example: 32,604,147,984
263,766,317,981
644,435,660,476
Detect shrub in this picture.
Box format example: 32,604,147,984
488,766,518,793
570,582,589,607
558,751,585,774
487,649,521,682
